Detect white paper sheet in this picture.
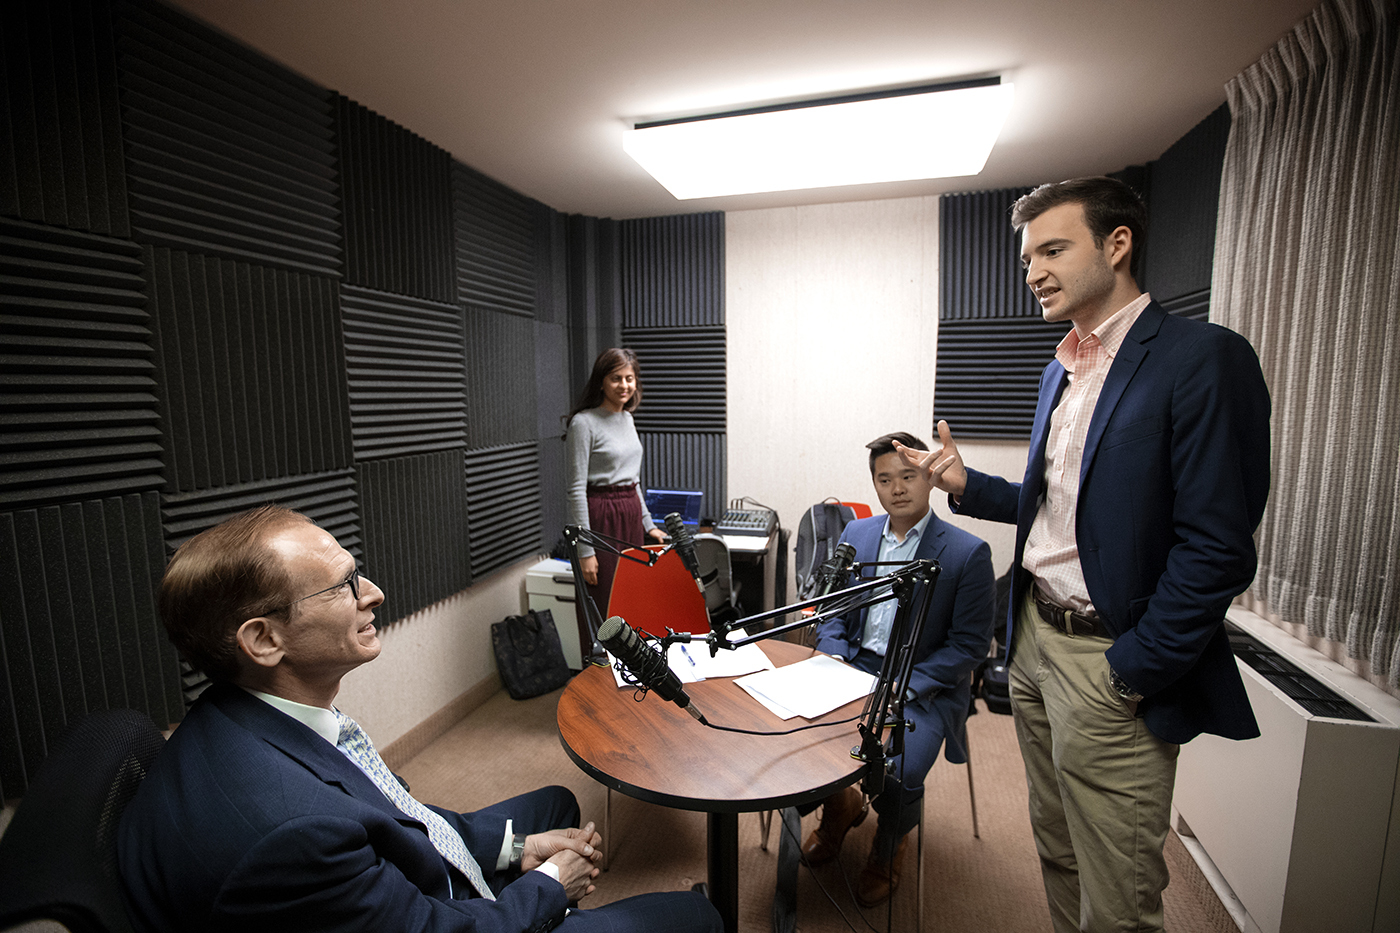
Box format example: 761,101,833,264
734,655,876,720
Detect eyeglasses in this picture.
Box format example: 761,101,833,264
275,566,362,613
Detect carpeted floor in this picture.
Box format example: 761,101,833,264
399,684,1237,932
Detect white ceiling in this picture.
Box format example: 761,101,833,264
166,0,1318,219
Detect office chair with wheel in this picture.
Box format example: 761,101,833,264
692,532,740,626
0,709,167,933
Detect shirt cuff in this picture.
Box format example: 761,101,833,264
495,819,514,871
534,861,561,883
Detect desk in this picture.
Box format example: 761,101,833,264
556,640,867,933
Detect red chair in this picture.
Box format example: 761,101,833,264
605,545,709,637
840,501,873,519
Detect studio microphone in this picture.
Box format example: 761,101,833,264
816,542,858,598
663,512,705,594
597,616,708,724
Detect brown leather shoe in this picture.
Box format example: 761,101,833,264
854,834,909,907
800,786,866,866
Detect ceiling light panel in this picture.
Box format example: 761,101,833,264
623,82,1015,200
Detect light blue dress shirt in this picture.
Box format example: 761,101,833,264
860,509,933,655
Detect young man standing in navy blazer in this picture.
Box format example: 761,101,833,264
899,177,1271,933
805,432,995,907
119,504,721,933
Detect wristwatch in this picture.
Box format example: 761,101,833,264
1109,666,1144,703
508,833,527,872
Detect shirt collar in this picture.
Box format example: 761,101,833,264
243,686,341,745
1054,292,1153,371
882,507,934,547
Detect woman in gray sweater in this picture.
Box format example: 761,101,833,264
565,348,665,615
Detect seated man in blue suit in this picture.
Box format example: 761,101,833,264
119,504,721,933
804,432,995,906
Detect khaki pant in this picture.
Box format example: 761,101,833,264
1009,590,1179,933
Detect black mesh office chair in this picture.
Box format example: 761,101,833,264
0,709,167,933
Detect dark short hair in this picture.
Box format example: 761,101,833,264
568,347,643,422
1011,176,1148,278
158,505,311,682
866,431,927,474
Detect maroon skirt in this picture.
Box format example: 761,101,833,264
585,482,646,614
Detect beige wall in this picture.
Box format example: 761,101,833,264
726,195,1027,590
334,555,538,746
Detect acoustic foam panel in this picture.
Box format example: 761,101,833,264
336,96,453,304
0,216,161,508
159,469,361,555
939,186,1038,323
935,187,1064,439
933,317,1073,439
357,451,470,620
619,212,725,328
464,306,537,449
1,0,130,237
536,436,567,556
144,246,353,492
620,326,726,433
453,162,537,316
638,432,726,528
0,491,179,800
464,442,542,580
1144,104,1230,310
113,0,340,277
341,284,466,461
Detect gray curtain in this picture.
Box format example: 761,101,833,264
1212,0,1400,686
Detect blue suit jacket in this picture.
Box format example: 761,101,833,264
957,302,1271,744
118,683,568,933
814,512,995,763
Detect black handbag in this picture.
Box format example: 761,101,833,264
491,608,573,699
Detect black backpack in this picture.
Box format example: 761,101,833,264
794,500,857,600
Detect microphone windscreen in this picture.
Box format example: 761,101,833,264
598,615,628,648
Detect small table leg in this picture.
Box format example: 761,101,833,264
707,811,740,933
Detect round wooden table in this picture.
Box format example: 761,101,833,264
557,639,869,932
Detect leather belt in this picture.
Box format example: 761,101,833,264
1033,589,1109,638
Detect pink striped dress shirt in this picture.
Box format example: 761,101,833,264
1022,293,1153,613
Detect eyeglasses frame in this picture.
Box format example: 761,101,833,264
272,566,362,615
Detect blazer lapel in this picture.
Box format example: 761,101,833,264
917,516,949,565
1079,302,1164,485
208,684,417,824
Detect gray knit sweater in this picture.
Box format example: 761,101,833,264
565,407,656,557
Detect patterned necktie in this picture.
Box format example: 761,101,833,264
335,711,495,900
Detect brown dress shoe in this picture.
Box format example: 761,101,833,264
800,786,866,865
855,834,909,907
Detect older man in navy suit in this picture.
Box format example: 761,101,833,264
899,177,1271,933
119,504,720,933
803,431,995,906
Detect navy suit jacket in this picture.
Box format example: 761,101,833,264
118,683,568,933
814,512,995,763
956,302,1271,744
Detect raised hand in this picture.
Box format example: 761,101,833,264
894,420,967,497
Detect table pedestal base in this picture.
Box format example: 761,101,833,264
707,812,739,933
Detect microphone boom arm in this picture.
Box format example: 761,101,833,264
561,523,683,664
